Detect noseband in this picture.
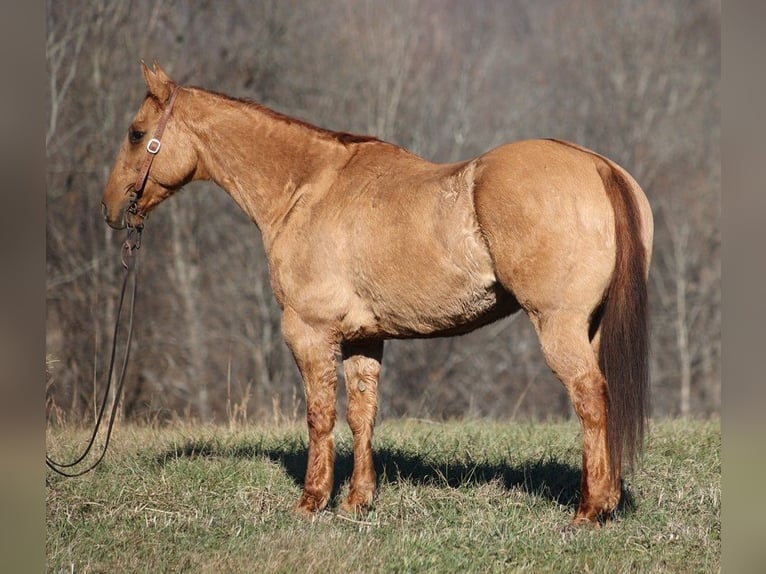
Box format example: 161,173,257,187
128,85,181,223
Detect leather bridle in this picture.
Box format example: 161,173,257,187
127,85,181,224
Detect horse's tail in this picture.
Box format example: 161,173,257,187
547,138,651,477
594,158,650,478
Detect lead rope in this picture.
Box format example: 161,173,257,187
46,227,141,477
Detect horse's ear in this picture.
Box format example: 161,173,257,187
141,60,174,104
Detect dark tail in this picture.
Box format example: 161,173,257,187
595,160,650,478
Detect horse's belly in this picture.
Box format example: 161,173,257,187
380,282,520,339
340,240,518,340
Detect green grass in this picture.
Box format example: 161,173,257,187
46,419,720,573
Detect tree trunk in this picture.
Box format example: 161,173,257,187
170,204,210,421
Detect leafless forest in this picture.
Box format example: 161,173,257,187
46,0,720,424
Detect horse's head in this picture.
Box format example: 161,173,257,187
102,62,198,229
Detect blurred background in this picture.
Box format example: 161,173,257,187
45,0,720,425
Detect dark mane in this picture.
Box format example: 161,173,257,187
191,86,382,146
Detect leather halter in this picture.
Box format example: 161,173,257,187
132,85,181,199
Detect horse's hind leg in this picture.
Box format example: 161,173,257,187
532,310,620,525
340,339,383,515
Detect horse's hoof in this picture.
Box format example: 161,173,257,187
338,500,371,519
559,516,599,538
292,489,331,518
291,502,317,519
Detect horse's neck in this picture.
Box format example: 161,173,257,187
188,89,350,241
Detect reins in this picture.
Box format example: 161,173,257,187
46,87,180,477
46,228,141,477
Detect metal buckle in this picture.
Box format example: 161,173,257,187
146,138,162,154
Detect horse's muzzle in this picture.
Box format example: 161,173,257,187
102,201,127,230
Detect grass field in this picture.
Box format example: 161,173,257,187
46,418,719,573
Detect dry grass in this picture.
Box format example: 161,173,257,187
46,418,720,573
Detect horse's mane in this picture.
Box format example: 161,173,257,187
188,85,382,146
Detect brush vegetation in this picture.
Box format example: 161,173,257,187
46,418,719,573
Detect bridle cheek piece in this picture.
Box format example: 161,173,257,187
127,86,181,226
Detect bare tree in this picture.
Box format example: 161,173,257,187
46,0,720,423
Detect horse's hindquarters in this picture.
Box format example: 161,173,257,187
473,140,617,314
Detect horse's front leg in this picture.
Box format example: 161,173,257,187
281,307,339,515
340,339,384,515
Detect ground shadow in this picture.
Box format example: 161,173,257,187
155,438,636,517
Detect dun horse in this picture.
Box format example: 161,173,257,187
103,63,652,526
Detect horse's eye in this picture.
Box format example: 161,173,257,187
129,129,145,145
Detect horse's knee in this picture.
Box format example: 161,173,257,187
307,403,336,436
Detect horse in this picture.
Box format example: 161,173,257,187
102,62,652,526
